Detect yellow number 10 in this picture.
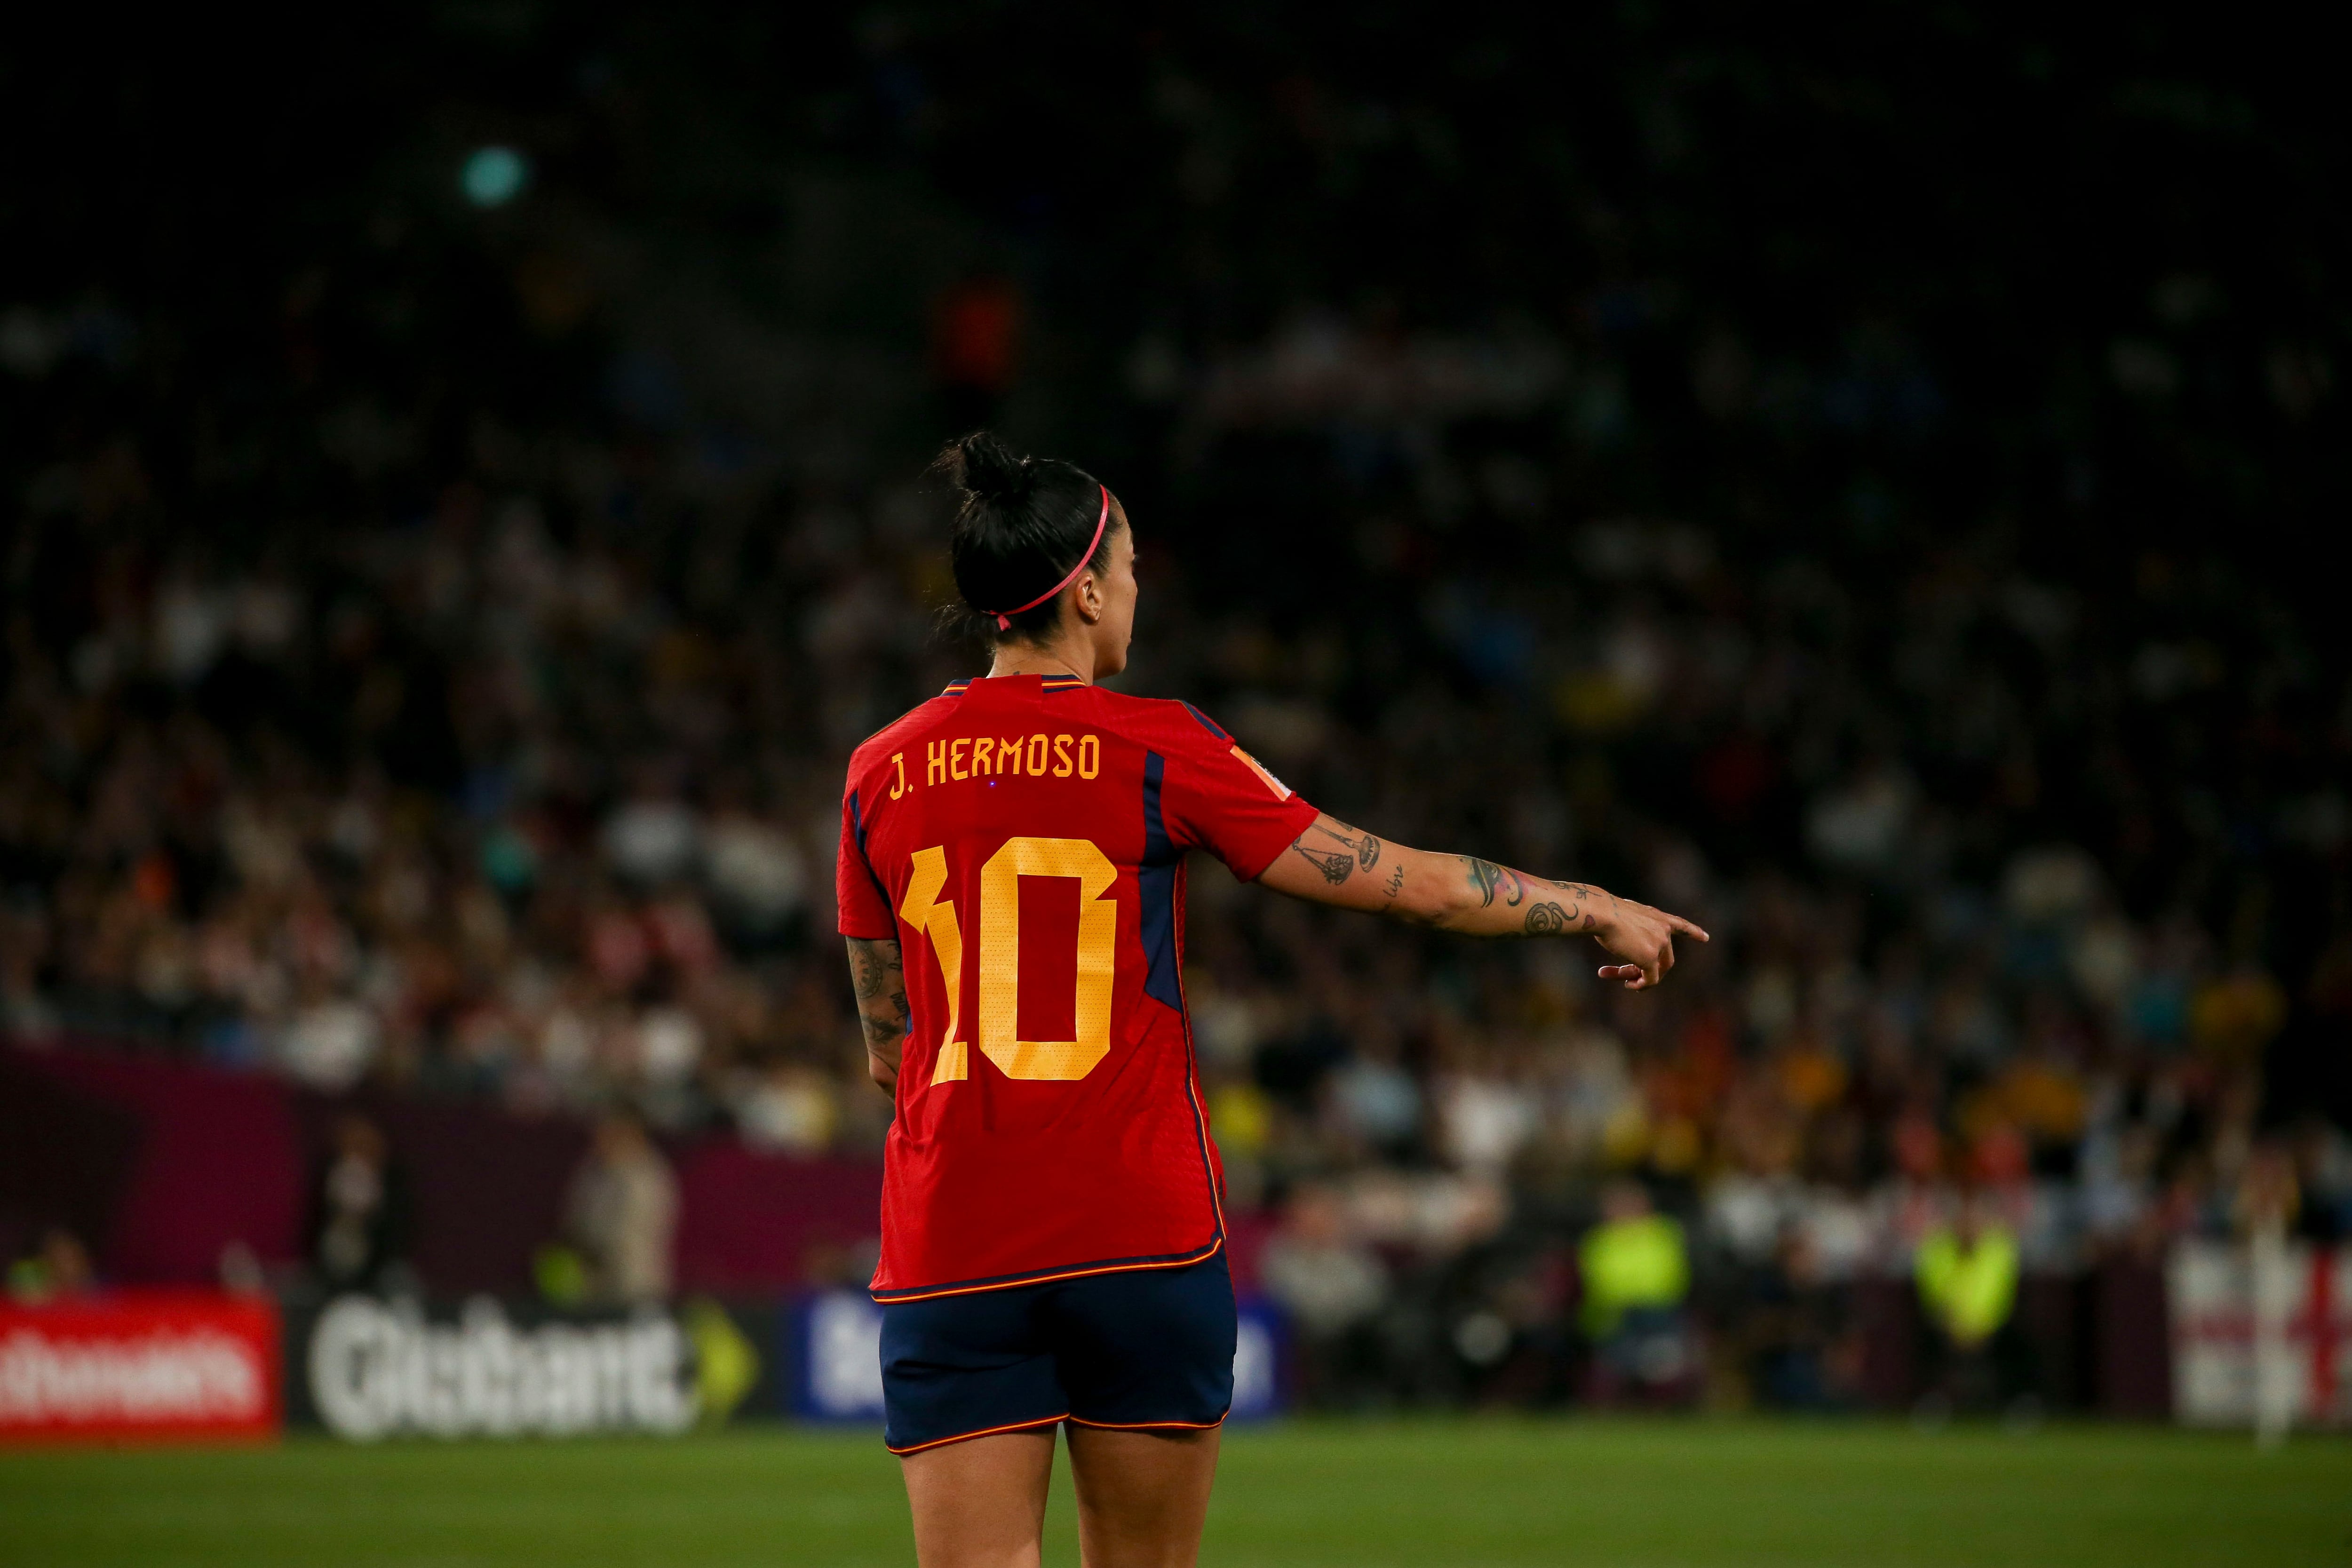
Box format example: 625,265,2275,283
899,836,1118,1091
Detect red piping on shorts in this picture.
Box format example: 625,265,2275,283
887,1413,1069,1456
1065,1415,1228,1433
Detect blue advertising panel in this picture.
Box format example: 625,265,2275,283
1231,1297,1285,1420
789,1291,887,1422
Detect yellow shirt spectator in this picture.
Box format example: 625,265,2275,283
1915,1221,2018,1348
1580,1207,1690,1338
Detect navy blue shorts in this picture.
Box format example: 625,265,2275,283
878,1250,1235,1455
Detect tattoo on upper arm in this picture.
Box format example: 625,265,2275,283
1384,864,1405,897
846,939,909,1042
1296,820,1382,885
849,939,900,1001
1292,837,1357,884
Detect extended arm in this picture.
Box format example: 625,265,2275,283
843,935,907,1093
1255,814,1708,988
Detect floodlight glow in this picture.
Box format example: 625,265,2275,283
461,146,530,208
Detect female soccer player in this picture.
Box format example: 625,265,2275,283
837,434,1706,1568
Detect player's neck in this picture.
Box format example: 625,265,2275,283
988,638,1094,685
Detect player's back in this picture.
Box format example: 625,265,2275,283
837,672,1315,1298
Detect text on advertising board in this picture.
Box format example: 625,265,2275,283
0,1293,279,1442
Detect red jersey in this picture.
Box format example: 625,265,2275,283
836,673,1319,1300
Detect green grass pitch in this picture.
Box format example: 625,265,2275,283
4,1418,2346,1566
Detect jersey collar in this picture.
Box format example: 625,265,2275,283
942,674,1088,696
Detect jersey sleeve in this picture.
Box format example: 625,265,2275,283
835,783,897,939
1158,703,1321,882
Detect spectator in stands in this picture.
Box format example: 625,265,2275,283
2289,1115,2352,1242
1260,1182,1391,1407
6,1227,97,1302
565,1112,678,1305
1579,1180,1693,1403
308,1115,413,1295
1741,1225,1862,1410
1914,1189,2028,1417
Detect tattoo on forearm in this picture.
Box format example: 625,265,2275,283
1525,902,1568,935
1570,881,1603,928
1463,857,1506,907
1461,858,1582,922
859,1013,900,1046
1384,865,1405,897
1534,880,1600,931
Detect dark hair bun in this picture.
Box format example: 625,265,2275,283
944,431,1033,505
930,432,1117,644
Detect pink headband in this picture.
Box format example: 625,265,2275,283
993,485,1110,630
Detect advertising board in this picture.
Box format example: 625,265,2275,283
0,1292,280,1443
2170,1240,2349,1429
284,1295,777,1441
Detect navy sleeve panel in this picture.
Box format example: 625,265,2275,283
1138,751,1182,1012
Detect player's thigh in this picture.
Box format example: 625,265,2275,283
1065,1423,1221,1568
900,1427,1058,1568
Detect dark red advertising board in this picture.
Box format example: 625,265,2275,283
0,1292,280,1443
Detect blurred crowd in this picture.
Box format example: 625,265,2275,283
6,377,2348,1401
5,8,2350,1409
0,484,898,1159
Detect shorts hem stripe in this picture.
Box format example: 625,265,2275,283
1065,1414,1229,1433
886,1414,1069,1456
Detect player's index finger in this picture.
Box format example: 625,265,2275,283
1669,914,1710,940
